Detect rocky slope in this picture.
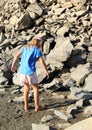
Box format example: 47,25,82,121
0,0,92,130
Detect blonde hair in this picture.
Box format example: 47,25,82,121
25,37,42,49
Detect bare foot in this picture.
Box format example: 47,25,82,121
35,105,44,112
24,105,29,111
35,106,39,112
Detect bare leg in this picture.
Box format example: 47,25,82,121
31,83,39,112
24,83,30,111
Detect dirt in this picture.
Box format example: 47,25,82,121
0,86,86,130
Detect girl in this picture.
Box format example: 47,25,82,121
11,36,49,112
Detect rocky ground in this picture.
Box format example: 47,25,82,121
0,0,92,130
0,83,88,130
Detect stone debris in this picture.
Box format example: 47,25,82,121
32,123,56,130
54,110,72,122
41,115,54,123
0,0,92,129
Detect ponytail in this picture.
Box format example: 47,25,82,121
25,37,42,49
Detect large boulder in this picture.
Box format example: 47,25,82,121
71,0,87,7
64,117,92,130
15,13,33,30
46,37,73,70
26,2,43,16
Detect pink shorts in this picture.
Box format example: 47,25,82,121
20,72,38,85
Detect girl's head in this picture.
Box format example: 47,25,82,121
25,36,42,48
32,36,42,48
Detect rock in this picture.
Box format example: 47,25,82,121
9,15,18,26
67,104,79,115
87,52,92,63
71,0,87,7
56,26,69,37
68,87,92,100
35,17,44,26
75,99,90,108
11,89,21,95
43,38,54,55
43,79,62,93
61,2,73,8
54,110,72,121
0,93,4,97
65,46,87,67
46,37,73,69
54,8,66,16
57,122,71,129
0,0,92,129
0,25,5,33
36,61,48,83
12,73,20,85
0,32,6,43
32,123,56,130
15,13,33,30
26,2,43,16
28,0,37,4
63,78,76,87
64,117,92,130
84,106,92,117
52,93,65,99
13,95,24,103
70,63,92,86
0,70,8,85
41,115,54,123
84,73,92,92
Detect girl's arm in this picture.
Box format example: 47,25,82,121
38,56,49,79
11,49,22,72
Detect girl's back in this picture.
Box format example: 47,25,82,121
18,41,42,75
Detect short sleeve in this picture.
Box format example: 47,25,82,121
36,49,42,59
21,46,24,52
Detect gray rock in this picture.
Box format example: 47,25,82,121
0,70,8,85
57,122,71,129
32,123,56,130
71,0,87,7
0,93,4,97
68,87,92,100
15,13,33,30
46,37,73,70
0,25,5,33
70,63,92,86
56,26,69,37
54,110,72,121
75,99,90,108
87,52,92,63
12,73,20,85
13,95,24,103
11,89,21,95
84,73,92,92
84,106,92,117
26,2,43,16
67,104,79,115
64,117,92,130
41,115,54,123
63,78,76,87
43,79,62,93
66,46,87,67
28,0,36,4
9,15,18,26
0,32,6,43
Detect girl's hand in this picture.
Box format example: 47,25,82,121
11,65,17,72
